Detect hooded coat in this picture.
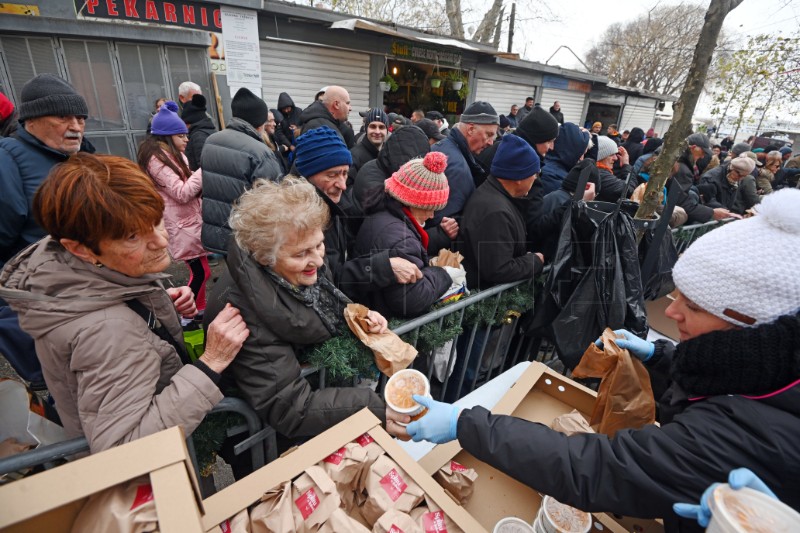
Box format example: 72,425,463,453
538,122,590,195
620,127,646,167
205,242,385,438
299,100,354,148
200,118,282,254
0,238,222,453
275,92,302,149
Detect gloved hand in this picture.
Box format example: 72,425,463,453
595,329,654,361
673,468,777,527
405,395,461,444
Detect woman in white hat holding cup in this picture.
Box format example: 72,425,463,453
405,188,800,532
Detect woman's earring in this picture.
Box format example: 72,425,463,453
94,261,104,268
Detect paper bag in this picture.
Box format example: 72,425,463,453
550,410,595,436
219,509,251,533
433,460,478,505
345,304,417,377
318,442,369,512
430,251,468,304
70,476,159,533
250,482,295,533
429,249,464,269
372,509,423,533
291,465,341,532
318,507,372,533
571,328,656,437
361,455,425,526
409,502,463,533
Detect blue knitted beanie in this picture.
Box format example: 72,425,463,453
491,134,541,180
151,101,187,135
295,126,352,177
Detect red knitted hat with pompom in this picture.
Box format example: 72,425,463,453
385,151,450,211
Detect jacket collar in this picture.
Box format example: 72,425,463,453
15,127,72,161
226,117,262,142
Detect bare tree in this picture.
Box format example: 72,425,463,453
585,4,729,96
328,0,451,34
635,0,744,227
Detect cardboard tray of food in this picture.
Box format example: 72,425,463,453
646,293,680,342
201,408,486,532
0,426,204,533
418,362,665,533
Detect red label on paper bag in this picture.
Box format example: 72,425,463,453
356,433,374,446
379,468,408,501
294,488,320,520
389,526,406,533
423,511,449,533
130,484,154,510
324,447,346,465
450,460,467,472
220,520,232,533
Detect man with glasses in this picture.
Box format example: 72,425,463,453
674,133,736,223
299,85,355,148
698,155,756,216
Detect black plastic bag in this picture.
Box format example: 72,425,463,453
639,227,678,300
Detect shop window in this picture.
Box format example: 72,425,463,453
166,46,216,122
90,134,132,160
116,43,169,131
0,35,59,103
62,40,125,131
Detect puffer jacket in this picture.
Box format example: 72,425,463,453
0,238,222,453
349,134,380,182
431,127,488,218
538,122,590,195
0,128,70,264
674,151,714,223
185,116,217,171
353,198,450,318
275,92,302,150
299,100,354,148
147,154,204,261
200,118,282,254
205,242,385,438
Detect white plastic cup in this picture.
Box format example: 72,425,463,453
707,483,800,533
384,369,430,426
493,516,536,533
536,496,592,533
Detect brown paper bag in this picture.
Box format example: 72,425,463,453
372,509,423,533
429,250,464,268
318,507,372,533
292,465,342,532
361,455,425,526
550,410,595,436
345,304,418,377
409,503,464,533
318,442,369,512
218,509,251,533
70,476,159,533
250,482,295,533
571,328,656,437
432,460,477,505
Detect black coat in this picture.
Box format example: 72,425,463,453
275,92,302,149
353,199,450,318
549,106,564,124
299,100,354,148
596,164,634,203
458,176,543,290
185,117,217,171
349,134,379,182
458,333,800,533
673,152,714,224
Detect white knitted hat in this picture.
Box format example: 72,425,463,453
596,136,619,161
672,188,800,327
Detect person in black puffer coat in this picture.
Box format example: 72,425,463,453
617,126,645,172
353,152,452,318
405,189,800,533
181,94,217,172
275,92,302,153
299,86,355,148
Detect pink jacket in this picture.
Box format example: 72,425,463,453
147,154,205,260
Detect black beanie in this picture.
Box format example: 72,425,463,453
231,88,268,129
181,93,207,124
516,106,560,144
18,73,88,122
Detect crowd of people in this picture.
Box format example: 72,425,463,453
0,73,798,531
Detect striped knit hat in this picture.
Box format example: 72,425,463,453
385,151,449,211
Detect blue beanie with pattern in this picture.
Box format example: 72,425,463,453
295,126,352,177
151,101,187,135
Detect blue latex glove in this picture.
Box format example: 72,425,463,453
673,468,778,527
594,329,654,361
405,395,461,444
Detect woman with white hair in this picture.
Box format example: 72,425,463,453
204,176,408,447
404,188,800,532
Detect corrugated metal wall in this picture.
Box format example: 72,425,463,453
619,96,657,132
540,87,587,125
475,79,536,118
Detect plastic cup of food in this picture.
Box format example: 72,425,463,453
384,369,430,426
707,483,800,533
538,496,591,533
493,516,536,533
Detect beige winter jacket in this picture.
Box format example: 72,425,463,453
0,238,222,453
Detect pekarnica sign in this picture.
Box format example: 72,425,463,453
74,0,223,31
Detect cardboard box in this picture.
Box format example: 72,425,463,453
419,363,664,533
0,426,204,533
201,409,485,532
646,293,679,342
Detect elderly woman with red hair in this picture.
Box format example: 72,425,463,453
0,154,249,453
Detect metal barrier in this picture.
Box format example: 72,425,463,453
671,219,726,254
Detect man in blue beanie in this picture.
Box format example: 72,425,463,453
293,126,421,293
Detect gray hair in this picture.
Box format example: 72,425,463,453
178,81,201,98
228,176,330,266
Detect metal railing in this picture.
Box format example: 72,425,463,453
671,219,727,254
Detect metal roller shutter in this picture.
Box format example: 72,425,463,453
475,79,536,118
259,40,370,116
540,87,587,125
619,97,657,132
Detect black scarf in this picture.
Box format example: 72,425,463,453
262,265,351,335
671,313,800,397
